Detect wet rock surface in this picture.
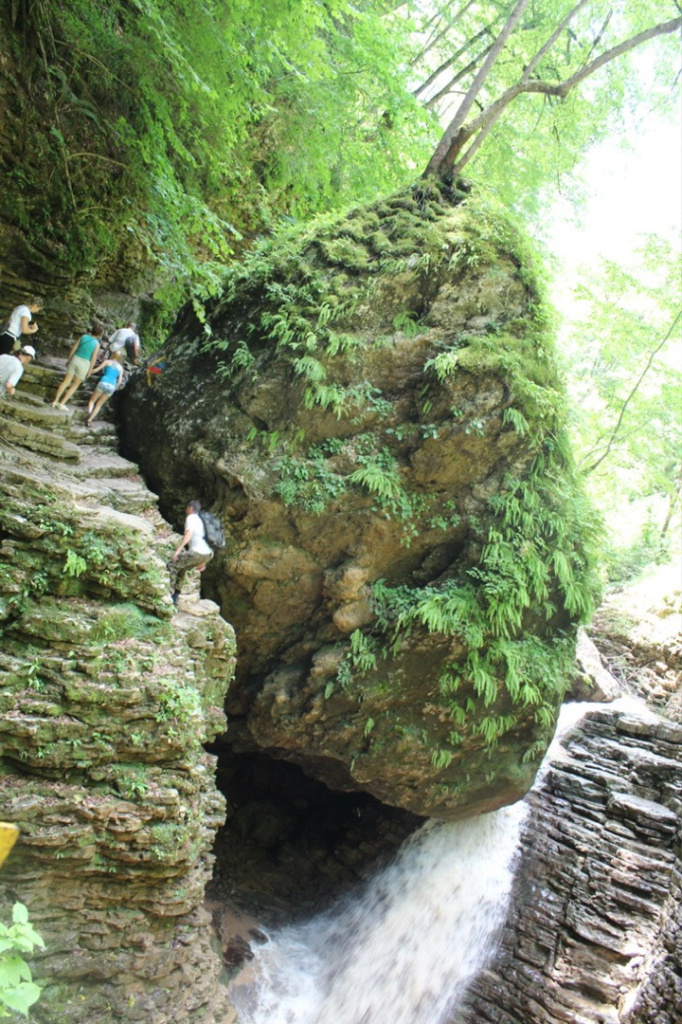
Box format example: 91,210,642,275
453,703,682,1024
0,363,236,1023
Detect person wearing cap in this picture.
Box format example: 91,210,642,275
108,322,140,365
0,297,43,355
0,346,35,398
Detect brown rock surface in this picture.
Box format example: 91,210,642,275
120,182,598,819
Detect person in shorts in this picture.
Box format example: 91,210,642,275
169,500,213,605
86,350,124,424
52,322,103,409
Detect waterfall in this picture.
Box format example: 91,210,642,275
230,802,526,1024
229,699,648,1023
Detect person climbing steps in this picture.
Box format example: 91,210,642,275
86,351,124,425
168,500,213,606
0,297,42,355
52,322,103,409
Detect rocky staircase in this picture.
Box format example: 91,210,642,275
0,358,204,608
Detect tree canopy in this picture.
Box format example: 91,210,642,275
420,0,681,176
562,237,682,574
1,0,679,309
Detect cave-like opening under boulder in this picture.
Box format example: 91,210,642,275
205,740,424,928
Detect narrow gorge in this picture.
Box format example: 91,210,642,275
1,177,679,1024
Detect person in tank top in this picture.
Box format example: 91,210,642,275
52,322,103,409
86,350,124,424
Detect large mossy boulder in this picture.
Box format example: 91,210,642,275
121,180,600,819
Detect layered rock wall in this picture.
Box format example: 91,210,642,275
453,706,682,1024
0,365,235,1023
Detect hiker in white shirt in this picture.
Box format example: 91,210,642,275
108,323,140,365
169,500,213,605
0,346,36,397
0,298,43,355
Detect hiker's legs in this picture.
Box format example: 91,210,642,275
53,371,75,406
60,378,83,406
87,390,111,423
55,355,90,407
168,550,204,590
168,549,213,600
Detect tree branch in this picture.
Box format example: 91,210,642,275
413,26,491,101
422,44,495,110
451,116,496,174
411,1,478,68
581,8,613,70
64,152,129,169
582,311,682,476
424,12,682,179
424,0,532,177
521,0,590,83
659,467,682,541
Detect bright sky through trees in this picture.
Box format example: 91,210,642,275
548,110,682,274
549,87,682,572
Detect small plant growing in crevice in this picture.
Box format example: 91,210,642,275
0,903,45,1020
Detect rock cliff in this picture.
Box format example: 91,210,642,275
453,703,681,1024
0,364,236,1023
451,574,682,1024
120,180,599,819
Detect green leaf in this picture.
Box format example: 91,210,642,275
10,906,28,927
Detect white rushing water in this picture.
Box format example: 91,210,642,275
231,802,527,1024
230,698,644,1024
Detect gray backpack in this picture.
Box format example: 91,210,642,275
199,511,226,550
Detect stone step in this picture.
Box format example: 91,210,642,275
64,416,120,449
88,476,160,516
2,388,119,451
0,461,167,532
0,461,106,507
3,360,214,621
18,361,64,403
69,447,141,480
0,413,81,462
1,391,71,430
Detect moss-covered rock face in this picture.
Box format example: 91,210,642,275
0,369,236,1024
121,180,600,819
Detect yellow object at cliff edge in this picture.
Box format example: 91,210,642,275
0,822,19,867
